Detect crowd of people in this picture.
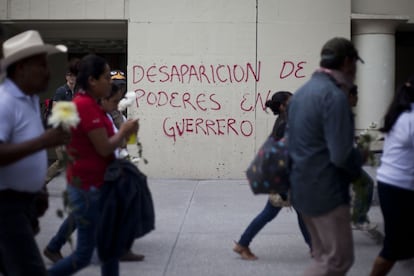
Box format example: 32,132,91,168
0,30,148,276
0,28,413,276
234,37,414,276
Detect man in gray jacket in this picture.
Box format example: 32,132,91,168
287,37,364,276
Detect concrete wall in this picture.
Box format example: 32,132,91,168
0,0,127,19
127,0,351,178
5,0,391,179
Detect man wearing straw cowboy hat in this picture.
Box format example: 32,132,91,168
0,30,69,275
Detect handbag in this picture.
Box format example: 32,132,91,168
246,136,290,194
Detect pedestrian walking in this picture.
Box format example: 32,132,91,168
233,91,311,260
369,76,414,276
0,29,68,276
47,54,138,276
287,37,364,275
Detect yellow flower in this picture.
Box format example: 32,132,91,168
47,101,80,131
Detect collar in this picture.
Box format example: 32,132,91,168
315,67,354,92
2,78,37,102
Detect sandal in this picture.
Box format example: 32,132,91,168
233,241,258,260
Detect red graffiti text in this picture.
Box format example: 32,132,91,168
132,62,261,84
279,61,306,79
239,90,272,112
134,89,221,111
163,117,253,142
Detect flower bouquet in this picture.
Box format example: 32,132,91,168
356,125,380,166
47,101,80,131
47,101,80,169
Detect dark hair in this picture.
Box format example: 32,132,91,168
67,57,80,76
349,85,358,96
76,54,108,91
381,76,414,133
106,83,121,99
265,91,292,115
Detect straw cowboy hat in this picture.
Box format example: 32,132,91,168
1,30,67,69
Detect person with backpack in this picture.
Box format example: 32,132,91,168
233,91,311,260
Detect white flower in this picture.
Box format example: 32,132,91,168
118,91,136,111
118,148,130,159
357,127,381,166
125,91,136,102
48,101,80,131
118,98,132,111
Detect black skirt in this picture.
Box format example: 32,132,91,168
378,181,414,261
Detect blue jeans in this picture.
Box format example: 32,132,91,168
238,200,311,249
47,213,76,253
48,185,118,276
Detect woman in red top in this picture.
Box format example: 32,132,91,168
48,54,138,276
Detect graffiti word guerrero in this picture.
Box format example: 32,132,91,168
163,117,253,142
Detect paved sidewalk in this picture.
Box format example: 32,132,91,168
37,173,414,276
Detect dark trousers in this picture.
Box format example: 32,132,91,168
0,190,47,276
238,200,311,249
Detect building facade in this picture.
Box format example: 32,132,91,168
1,0,414,178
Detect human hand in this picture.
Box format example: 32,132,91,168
120,118,139,139
41,127,71,148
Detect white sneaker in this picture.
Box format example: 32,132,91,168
352,222,378,231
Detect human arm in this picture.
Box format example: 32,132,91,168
0,127,69,166
323,90,363,175
88,118,138,157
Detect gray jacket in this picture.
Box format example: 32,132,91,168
287,72,362,216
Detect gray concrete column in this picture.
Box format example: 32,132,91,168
351,14,408,134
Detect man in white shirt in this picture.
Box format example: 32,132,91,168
0,30,68,276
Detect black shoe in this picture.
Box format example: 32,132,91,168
120,250,145,262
